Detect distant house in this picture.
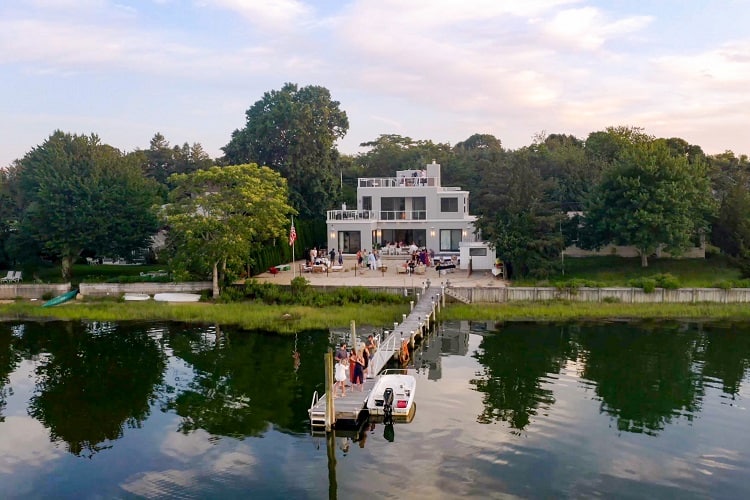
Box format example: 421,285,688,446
325,161,496,269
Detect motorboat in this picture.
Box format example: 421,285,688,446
123,293,151,301
153,293,201,303
366,370,416,422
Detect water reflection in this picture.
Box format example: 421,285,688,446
470,323,574,430
0,319,748,498
577,322,702,435
23,321,166,456
161,325,330,437
468,321,750,436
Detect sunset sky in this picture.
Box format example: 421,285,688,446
2,0,749,166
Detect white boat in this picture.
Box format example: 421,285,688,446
153,293,201,303
123,293,151,301
366,370,416,421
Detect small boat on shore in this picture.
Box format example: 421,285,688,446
153,293,201,303
366,370,416,422
42,289,78,308
123,293,151,301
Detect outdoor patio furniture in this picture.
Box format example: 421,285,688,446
0,271,14,283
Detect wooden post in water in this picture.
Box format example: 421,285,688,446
325,349,334,432
350,320,357,349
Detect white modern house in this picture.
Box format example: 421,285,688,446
326,161,497,269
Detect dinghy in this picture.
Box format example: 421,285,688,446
153,293,201,303
123,293,151,301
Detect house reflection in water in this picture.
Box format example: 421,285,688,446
415,321,492,380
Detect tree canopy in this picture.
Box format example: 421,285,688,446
166,164,295,296
580,138,716,267
222,83,348,219
14,131,160,279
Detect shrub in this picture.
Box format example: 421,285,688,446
628,277,657,293
653,273,680,289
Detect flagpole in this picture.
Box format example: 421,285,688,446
291,216,296,278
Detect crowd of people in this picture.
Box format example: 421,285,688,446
334,335,378,398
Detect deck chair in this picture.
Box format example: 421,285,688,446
10,271,22,282
0,271,13,283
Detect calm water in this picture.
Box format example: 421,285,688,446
0,319,749,499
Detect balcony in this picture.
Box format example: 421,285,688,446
358,177,437,188
326,209,429,222
327,209,375,221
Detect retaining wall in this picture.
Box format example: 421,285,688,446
448,287,750,304
79,282,212,297
0,283,71,300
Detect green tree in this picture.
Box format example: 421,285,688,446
15,131,160,279
137,133,214,191
166,164,295,297
476,149,563,279
449,134,502,212
707,151,750,258
357,134,452,178
581,139,716,267
222,83,348,219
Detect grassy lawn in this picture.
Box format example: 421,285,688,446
512,255,741,288
32,264,170,284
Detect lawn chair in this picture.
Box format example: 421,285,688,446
10,271,22,282
0,271,13,283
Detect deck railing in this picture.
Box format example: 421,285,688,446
358,177,437,188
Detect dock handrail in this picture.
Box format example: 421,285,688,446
370,331,400,375
309,390,319,414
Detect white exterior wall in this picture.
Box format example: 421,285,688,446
327,161,478,254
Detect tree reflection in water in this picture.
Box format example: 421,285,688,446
26,321,166,457
471,324,574,431
470,321,750,437
577,322,703,435
0,325,21,422
161,326,328,438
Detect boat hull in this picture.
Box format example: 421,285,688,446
42,290,78,308
366,373,416,418
153,293,201,303
123,293,151,301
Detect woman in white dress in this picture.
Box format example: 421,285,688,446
335,356,348,397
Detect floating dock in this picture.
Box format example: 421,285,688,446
309,281,444,431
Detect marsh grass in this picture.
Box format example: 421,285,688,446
442,301,750,321
0,301,408,334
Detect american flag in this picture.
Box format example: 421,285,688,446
289,222,297,246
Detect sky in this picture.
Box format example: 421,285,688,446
2,0,749,167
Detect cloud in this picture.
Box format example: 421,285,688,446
0,416,62,474
542,7,653,50
208,0,313,30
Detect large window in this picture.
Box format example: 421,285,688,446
411,197,426,220
381,197,406,220
441,197,458,212
440,229,462,251
362,196,372,211
382,229,426,248
339,231,361,253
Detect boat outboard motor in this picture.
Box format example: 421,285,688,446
383,387,394,425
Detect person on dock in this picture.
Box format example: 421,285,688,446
349,347,357,385
352,348,365,391
336,342,348,362
335,356,348,397
362,344,371,379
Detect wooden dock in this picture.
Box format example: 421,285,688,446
309,282,444,431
